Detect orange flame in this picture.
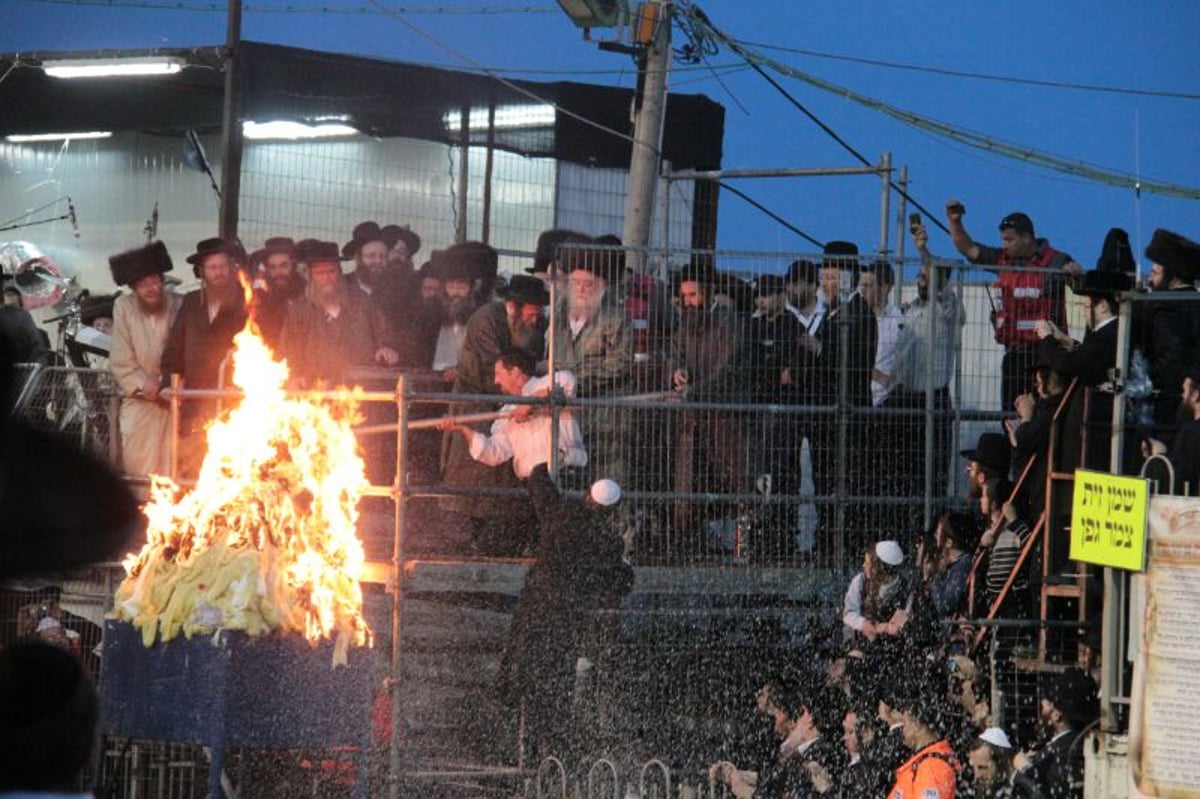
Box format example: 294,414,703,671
115,311,372,665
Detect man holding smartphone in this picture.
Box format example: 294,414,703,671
944,201,1081,411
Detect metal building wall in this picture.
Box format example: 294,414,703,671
555,162,694,255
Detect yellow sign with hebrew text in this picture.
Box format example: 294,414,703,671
1069,469,1149,571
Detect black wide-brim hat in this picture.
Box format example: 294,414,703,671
248,236,297,268
432,242,498,282
1145,228,1200,284
341,221,388,259
185,237,245,266
960,431,1012,473
0,335,143,578
299,240,343,268
498,274,550,307
108,241,173,287
381,224,421,256
1042,668,1099,728
1073,268,1135,297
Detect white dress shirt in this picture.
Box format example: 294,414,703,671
467,371,588,478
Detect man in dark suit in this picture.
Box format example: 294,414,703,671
160,237,248,477
1018,668,1097,799
808,241,877,551
1035,267,1134,470
498,463,631,761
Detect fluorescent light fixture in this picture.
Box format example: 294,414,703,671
444,104,556,133
242,120,359,141
42,56,185,79
6,131,113,143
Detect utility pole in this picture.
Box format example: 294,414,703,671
622,1,671,273
219,0,243,242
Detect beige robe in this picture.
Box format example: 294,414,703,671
109,291,182,477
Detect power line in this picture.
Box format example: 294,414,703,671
29,0,558,12
716,180,823,248
736,38,1200,102
687,6,1200,201
684,6,953,236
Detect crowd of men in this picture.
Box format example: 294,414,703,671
2,200,1178,561
5,202,1200,797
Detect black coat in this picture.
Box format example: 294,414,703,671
1036,321,1117,390
1026,729,1085,799
817,292,876,407
498,464,633,704
160,288,247,429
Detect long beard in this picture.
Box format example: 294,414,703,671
442,295,476,325
307,280,343,307
507,315,535,350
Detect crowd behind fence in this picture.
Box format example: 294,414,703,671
4,245,1166,577
5,238,1196,796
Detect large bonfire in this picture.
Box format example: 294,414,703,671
114,320,372,666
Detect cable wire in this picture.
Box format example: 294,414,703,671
687,5,1200,202
364,0,648,153
30,0,558,13
736,37,1200,102
715,180,823,248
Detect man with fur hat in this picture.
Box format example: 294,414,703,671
109,241,182,477
527,228,588,299
549,240,633,488
946,201,1081,410
277,241,399,387
1137,228,1200,437
160,237,247,477
247,236,304,350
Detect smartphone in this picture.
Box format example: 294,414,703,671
947,202,965,216
909,212,921,233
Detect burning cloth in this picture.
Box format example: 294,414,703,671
114,325,372,666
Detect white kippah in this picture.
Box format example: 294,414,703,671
979,727,1013,749
589,478,622,507
875,540,904,567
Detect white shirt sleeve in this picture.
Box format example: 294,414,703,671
843,572,867,632
466,418,515,467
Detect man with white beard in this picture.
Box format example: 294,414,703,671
108,241,182,477
549,243,632,486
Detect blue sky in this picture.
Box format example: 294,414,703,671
4,0,1198,267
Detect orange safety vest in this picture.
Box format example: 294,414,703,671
888,739,960,799
991,244,1066,349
